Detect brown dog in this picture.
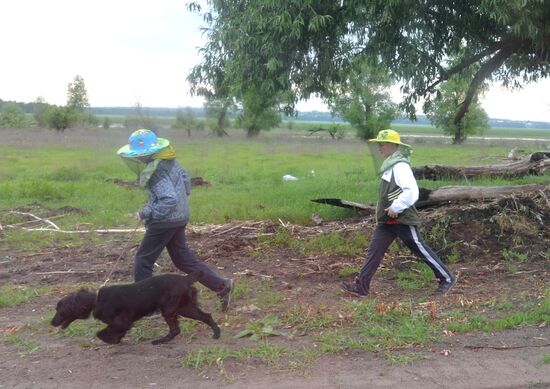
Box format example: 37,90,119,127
51,272,220,344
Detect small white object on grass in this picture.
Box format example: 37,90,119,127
282,174,299,181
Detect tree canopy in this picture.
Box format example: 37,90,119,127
189,0,550,126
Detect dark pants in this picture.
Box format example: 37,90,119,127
356,223,454,294
134,224,226,292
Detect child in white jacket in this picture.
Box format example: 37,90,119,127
342,129,456,297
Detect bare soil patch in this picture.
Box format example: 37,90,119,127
1,190,549,388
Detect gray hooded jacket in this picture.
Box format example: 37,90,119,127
139,160,191,226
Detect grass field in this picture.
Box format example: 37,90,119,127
1,126,549,231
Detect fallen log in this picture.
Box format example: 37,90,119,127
413,152,550,180
416,183,549,207
312,184,549,210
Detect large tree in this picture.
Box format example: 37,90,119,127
189,1,550,127
236,86,281,137
425,76,489,144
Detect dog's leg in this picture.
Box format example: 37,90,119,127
152,312,181,345
96,313,132,344
97,325,127,344
178,306,221,339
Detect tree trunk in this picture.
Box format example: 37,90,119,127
453,121,463,144
413,152,550,180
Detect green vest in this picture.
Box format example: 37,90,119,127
376,170,422,226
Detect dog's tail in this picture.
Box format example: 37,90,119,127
186,270,204,285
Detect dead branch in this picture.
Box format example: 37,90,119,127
212,222,246,236
9,211,61,230
464,343,550,351
5,214,68,228
233,269,273,279
539,189,550,208
19,227,146,234
35,270,97,275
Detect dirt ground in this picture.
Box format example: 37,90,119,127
1,190,550,388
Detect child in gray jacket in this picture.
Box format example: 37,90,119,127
118,129,233,311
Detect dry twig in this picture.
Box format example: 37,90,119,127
464,343,550,350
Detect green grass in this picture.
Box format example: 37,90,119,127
338,265,361,277
396,263,435,290
0,285,47,308
181,343,289,371
446,289,550,333
309,299,441,355
281,304,338,332
3,334,41,357
258,228,369,256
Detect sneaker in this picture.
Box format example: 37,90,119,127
434,277,456,295
218,279,233,312
341,282,368,297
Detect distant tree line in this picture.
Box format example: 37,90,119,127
0,75,96,131
1,99,549,131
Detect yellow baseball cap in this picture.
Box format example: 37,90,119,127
368,129,411,148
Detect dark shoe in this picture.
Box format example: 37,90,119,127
218,279,233,312
434,277,456,295
341,282,368,297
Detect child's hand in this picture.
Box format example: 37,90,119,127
384,207,398,218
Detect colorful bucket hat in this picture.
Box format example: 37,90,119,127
368,129,411,148
117,129,170,157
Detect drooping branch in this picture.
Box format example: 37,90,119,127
454,45,516,125
420,42,507,95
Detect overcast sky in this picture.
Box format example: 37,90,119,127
1,0,549,122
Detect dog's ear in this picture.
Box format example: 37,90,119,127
66,290,96,321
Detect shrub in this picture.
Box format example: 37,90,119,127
47,106,77,131
0,102,26,128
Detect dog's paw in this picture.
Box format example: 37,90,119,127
151,339,167,345
212,329,221,339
